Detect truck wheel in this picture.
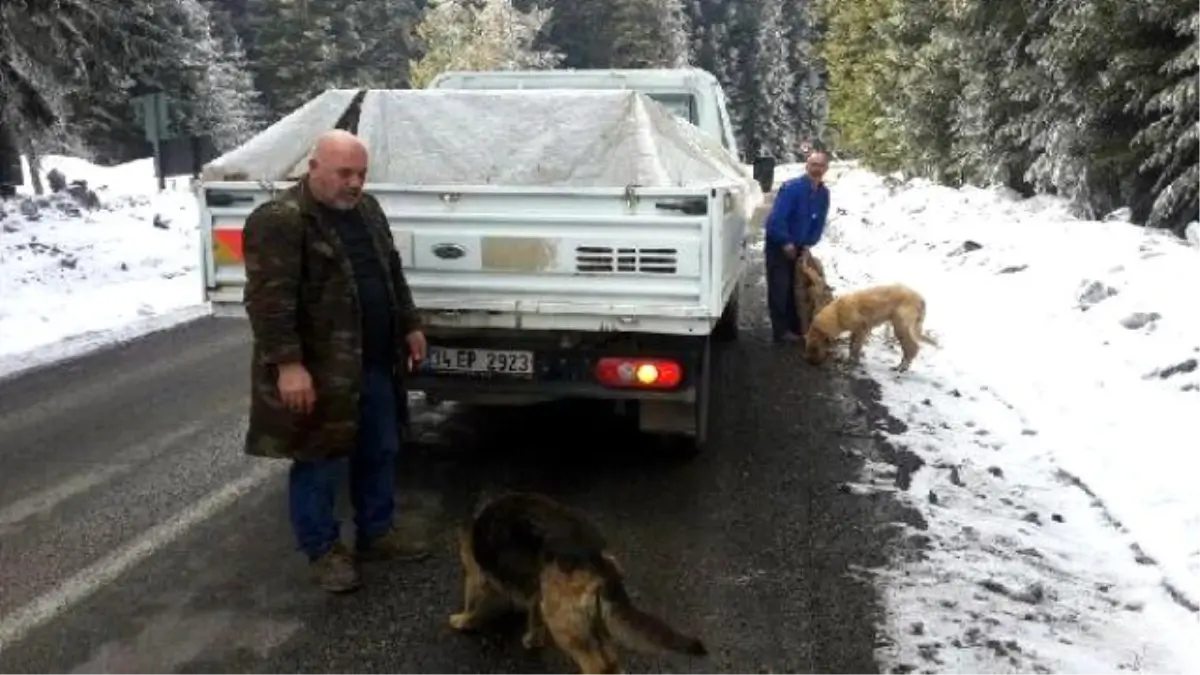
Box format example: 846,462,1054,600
712,290,740,343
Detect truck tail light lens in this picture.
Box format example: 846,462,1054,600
594,358,683,389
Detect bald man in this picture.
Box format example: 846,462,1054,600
241,129,428,593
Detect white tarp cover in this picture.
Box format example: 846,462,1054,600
201,89,362,182
202,88,753,190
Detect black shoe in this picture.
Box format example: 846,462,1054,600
773,332,801,345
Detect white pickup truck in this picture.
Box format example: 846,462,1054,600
199,69,772,455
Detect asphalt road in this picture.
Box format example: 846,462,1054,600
0,203,926,674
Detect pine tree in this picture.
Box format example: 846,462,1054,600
341,0,426,88
659,0,693,67
531,0,617,67
1134,3,1198,232
815,0,906,169
242,0,340,117
741,0,795,161
707,0,757,155
950,0,1046,194
609,0,691,68
0,0,94,133
409,0,562,88
882,0,964,181
1007,0,1186,218
781,0,827,149
183,0,267,150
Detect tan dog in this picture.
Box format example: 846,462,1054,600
448,492,707,674
804,283,938,371
795,250,834,329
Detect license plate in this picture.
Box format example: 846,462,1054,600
424,347,534,376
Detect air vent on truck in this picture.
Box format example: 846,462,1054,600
574,246,677,274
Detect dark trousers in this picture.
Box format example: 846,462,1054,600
288,365,399,560
765,242,802,340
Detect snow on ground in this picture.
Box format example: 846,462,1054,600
0,156,207,379
771,161,1200,672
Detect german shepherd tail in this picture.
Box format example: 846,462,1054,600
596,561,707,657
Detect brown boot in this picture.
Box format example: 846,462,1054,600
311,542,360,593
357,527,431,562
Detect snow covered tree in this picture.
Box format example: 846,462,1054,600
528,0,688,69
816,0,905,168
242,0,336,117
608,0,691,68
177,0,267,151
1134,3,1198,233
339,0,427,89
659,0,694,67
686,0,744,97
7,0,846,179
987,0,1191,221
529,0,616,67
782,0,828,149
880,0,964,181
950,0,1047,194
0,0,92,134
739,0,795,160
409,0,562,88
816,0,1194,232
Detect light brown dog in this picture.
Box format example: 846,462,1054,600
448,492,707,674
794,250,834,330
803,283,938,372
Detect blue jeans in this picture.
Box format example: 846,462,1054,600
765,242,801,340
288,365,399,560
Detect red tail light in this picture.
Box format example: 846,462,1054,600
594,357,683,389
213,227,245,265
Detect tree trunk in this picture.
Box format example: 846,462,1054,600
22,138,45,196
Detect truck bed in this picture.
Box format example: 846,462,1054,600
201,181,749,336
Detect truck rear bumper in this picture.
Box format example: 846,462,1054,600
407,374,696,404
407,328,707,405
207,291,718,337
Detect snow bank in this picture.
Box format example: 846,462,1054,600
0,155,205,379
787,162,1200,672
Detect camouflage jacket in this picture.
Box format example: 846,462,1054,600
241,179,421,461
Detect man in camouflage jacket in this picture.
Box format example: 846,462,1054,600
242,129,428,593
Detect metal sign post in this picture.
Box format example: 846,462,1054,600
131,83,174,191
130,78,217,188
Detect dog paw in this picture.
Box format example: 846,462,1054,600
521,631,545,650
449,613,474,631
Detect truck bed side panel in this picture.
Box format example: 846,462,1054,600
202,183,743,334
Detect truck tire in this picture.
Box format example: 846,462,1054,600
712,290,740,343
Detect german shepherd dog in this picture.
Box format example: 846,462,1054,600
804,283,938,372
448,492,708,674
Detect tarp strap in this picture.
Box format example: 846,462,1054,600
334,89,369,135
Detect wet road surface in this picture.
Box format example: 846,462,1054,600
0,205,925,673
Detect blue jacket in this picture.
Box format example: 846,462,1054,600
763,175,830,249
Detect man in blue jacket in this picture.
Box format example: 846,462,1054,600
762,150,830,344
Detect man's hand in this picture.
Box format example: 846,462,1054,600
277,362,316,415
406,330,428,370
783,243,798,259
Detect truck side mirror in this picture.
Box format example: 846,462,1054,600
752,156,776,194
